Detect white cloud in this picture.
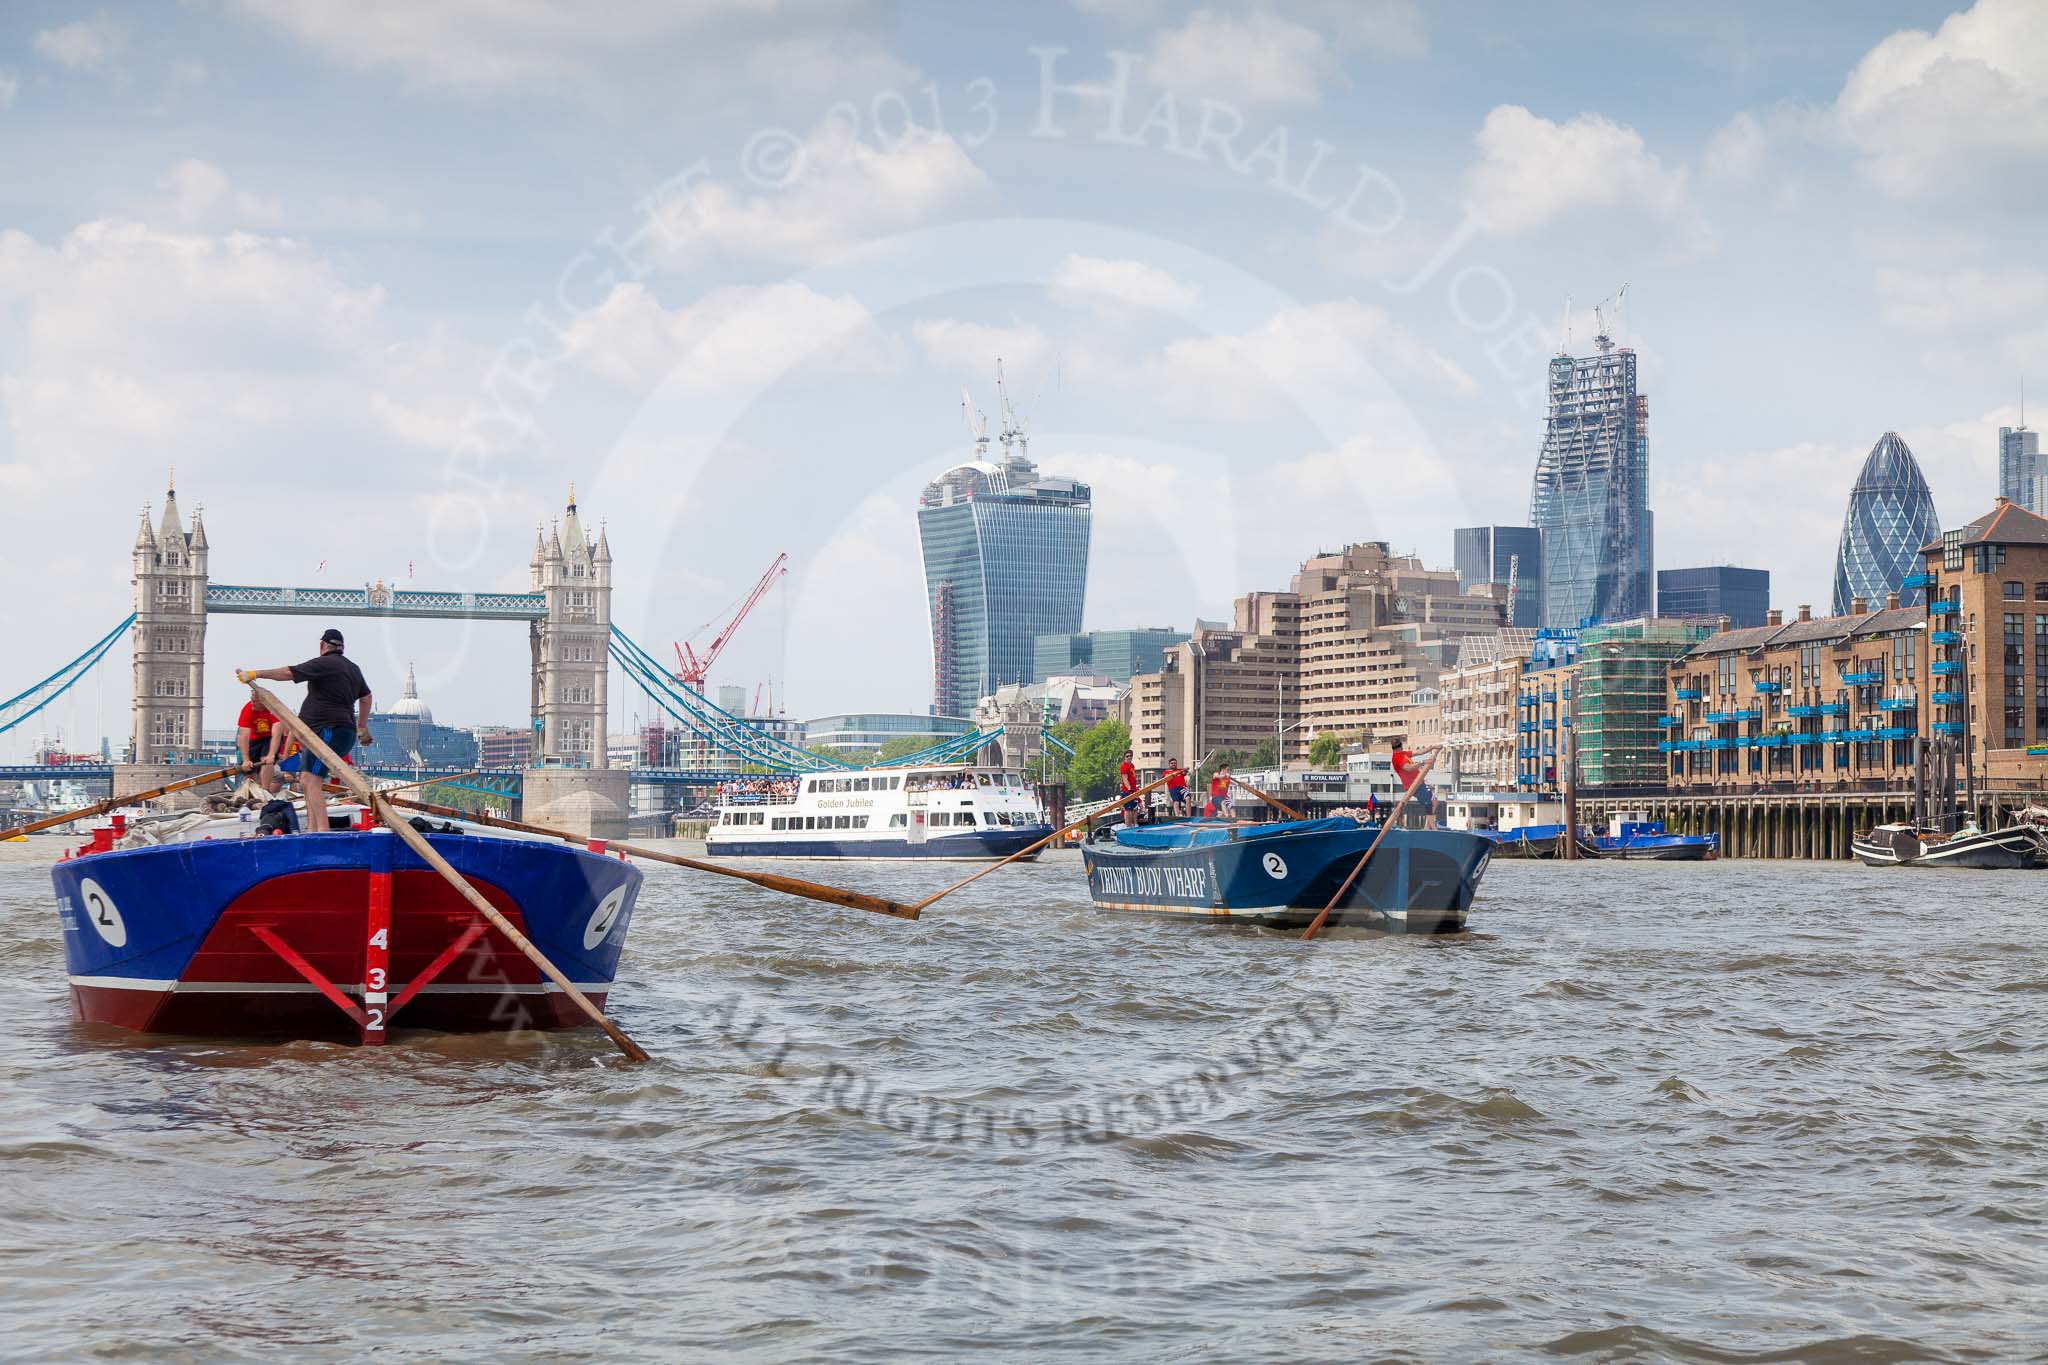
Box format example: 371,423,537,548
0,218,485,488
562,281,899,392
1144,9,1332,107
1464,104,1715,263
911,318,1057,382
33,18,125,71
1703,111,1767,185
1854,228,2048,369
1136,299,1478,417
1050,254,1200,317
155,160,285,228
0,74,17,109
227,0,913,103
650,120,987,268
170,59,209,89
141,160,416,235
1834,0,2048,197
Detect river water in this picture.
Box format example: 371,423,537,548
2,841,2045,1362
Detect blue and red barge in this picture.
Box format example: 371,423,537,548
50,813,641,1041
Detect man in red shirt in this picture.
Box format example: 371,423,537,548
1118,748,1142,825
237,698,287,794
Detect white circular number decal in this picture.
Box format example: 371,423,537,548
583,887,627,950
1261,852,1289,880
77,877,127,948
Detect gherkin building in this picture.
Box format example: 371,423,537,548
1831,432,1939,616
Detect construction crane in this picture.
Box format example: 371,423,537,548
1506,551,1519,624
672,553,789,692
1592,283,1628,353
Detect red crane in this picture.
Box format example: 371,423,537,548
673,553,788,690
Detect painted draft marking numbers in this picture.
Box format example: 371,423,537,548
77,878,127,947
584,887,628,951
1261,852,1289,880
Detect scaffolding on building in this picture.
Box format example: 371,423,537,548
1575,618,1713,789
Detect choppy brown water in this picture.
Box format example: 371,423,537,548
3,841,2046,1361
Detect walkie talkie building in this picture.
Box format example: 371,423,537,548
918,449,1092,718
1831,432,1939,615
1529,341,1653,629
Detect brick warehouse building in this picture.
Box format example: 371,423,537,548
1663,499,2048,792
1663,598,1925,792
1924,499,2048,770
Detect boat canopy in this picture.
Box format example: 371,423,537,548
1111,817,1358,850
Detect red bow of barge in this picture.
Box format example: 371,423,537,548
51,815,642,1043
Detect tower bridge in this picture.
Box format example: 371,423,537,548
3,481,1030,836
126,479,625,835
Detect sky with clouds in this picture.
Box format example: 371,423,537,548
2,0,2043,754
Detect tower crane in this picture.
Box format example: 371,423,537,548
672,553,789,692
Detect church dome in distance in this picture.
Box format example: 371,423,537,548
387,662,433,724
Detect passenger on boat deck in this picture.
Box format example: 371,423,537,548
1118,748,1143,825
236,698,287,796
238,627,372,834
1165,758,1188,818
1208,765,1235,820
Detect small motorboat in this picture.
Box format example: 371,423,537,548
1079,815,1491,933
1851,820,2047,869
1575,816,1716,861
48,802,641,1040
1478,824,1569,859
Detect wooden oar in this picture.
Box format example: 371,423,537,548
1300,752,1437,943
253,684,651,1064
1230,775,1301,821
906,771,1178,914
350,790,920,922
2,765,238,839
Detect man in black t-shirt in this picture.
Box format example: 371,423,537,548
239,628,373,832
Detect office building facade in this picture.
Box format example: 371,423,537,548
1832,431,1940,616
1033,628,1187,684
1454,525,1544,628
1529,340,1653,629
918,450,1091,717
2000,425,2040,512
1656,566,1771,629
804,712,973,756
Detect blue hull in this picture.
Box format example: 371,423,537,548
1080,818,1491,932
1579,833,1716,860
704,827,1052,861
49,830,641,1037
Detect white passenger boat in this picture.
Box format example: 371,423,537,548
704,765,1055,860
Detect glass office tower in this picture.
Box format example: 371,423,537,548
1656,566,1770,628
1529,341,1653,629
1832,431,1939,616
1453,525,1544,628
918,450,1092,717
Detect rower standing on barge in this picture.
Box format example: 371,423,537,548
238,627,372,832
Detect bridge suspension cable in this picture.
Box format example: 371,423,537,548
0,615,135,741
609,626,849,772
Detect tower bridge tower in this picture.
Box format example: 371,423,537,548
130,479,208,763
531,488,612,767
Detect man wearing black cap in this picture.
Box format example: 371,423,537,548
239,628,373,832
